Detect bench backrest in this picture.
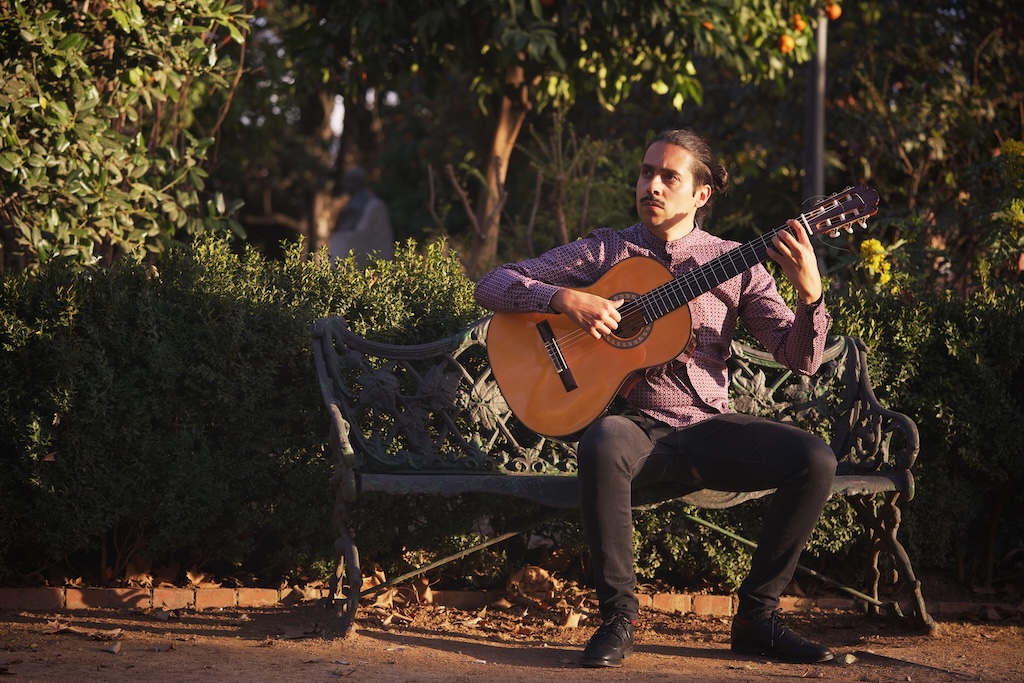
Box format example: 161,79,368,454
311,316,918,478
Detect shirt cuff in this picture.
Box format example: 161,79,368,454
534,283,563,313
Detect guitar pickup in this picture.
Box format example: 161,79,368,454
537,319,578,393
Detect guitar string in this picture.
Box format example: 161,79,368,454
540,197,862,364
544,212,822,362
548,222,790,358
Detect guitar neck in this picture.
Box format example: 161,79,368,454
635,185,878,322
638,225,789,322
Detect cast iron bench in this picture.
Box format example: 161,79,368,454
310,315,932,636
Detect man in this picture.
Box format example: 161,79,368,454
474,129,836,667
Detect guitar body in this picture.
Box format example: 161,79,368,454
486,257,694,438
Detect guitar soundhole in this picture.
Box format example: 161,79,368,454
605,292,650,349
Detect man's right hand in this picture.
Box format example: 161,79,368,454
550,288,625,340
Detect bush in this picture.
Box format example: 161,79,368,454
0,236,482,585
3,233,1022,595
830,282,1024,585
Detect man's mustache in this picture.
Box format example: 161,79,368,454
640,196,663,208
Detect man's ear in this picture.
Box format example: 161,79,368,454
695,184,712,207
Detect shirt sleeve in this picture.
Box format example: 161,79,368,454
473,231,617,313
738,264,832,375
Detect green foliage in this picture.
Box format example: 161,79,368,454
0,235,481,583
625,279,1024,590
4,232,1023,592
830,281,1024,579
0,0,250,269
823,0,1024,291
510,113,638,258
312,0,818,114
333,239,484,343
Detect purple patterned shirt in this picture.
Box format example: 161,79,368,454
474,223,832,427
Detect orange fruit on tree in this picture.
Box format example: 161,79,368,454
826,3,842,20
778,34,796,53
792,13,807,31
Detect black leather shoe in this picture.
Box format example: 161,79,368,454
580,614,635,668
731,610,833,663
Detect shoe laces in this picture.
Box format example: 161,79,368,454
596,613,635,637
764,609,806,642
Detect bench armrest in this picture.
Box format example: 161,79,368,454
729,336,920,498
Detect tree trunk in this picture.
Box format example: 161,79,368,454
467,64,531,277
309,89,348,254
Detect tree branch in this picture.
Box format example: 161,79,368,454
426,164,444,232
445,164,484,239
241,212,306,233
526,168,543,258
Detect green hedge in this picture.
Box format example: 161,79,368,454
0,236,482,585
829,283,1024,585
2,237,1022,593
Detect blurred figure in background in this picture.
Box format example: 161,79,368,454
329,167,394,265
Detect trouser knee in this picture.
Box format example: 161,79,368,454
577,415,647,485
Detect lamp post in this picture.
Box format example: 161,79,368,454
803,12,829,271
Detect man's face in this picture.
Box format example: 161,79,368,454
635,141,710,239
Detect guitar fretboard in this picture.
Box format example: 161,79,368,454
638,226,788,323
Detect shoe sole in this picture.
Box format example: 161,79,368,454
580,647,633,668
731,644,834,664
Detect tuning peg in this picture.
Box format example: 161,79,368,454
858,220,868,230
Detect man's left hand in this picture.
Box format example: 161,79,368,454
767,219,823,305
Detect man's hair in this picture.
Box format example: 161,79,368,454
648,129,729,227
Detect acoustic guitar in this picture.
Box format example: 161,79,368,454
486,185,879,439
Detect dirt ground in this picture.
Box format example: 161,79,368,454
2,588,1022,683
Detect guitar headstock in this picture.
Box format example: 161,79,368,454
799,185,879,238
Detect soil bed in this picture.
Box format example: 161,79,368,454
2,595,1021,682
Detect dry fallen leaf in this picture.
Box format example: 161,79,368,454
101,641,121,655
507,566,561,596
153,561,180,587
125,563,153,588
370,590,393,610
43,620,123,641
185,568,220,589
413,576,434,604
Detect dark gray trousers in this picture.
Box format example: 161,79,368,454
577,411,836,621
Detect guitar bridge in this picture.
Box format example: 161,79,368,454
537,319,578,393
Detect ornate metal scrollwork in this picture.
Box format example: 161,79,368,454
317,316,578,477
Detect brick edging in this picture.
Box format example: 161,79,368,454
0,586,312,612
0,586,1016,619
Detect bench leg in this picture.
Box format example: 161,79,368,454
848,492,935,632
329,522,361,638
327,413,362,637
327,479,364,638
